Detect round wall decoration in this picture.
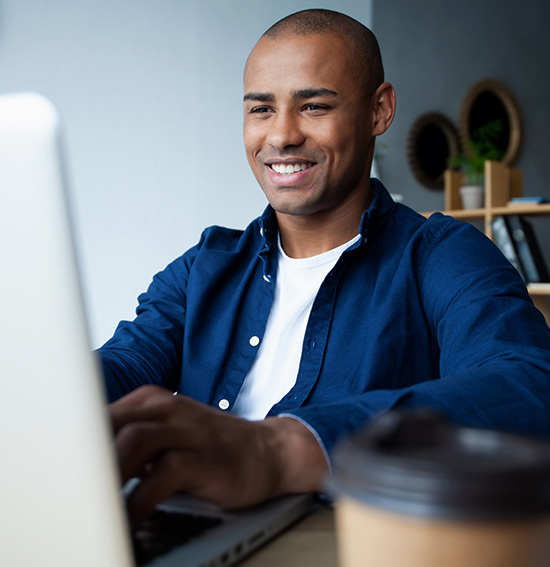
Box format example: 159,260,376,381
407,112,461,190
459,79,522,166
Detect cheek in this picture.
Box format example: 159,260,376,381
245,152,260,178
243,130,263,180
243,132,253,159
243,121,264,152
337,124,370,162
325,136,370,187
313,121,358,160
325,135,358,170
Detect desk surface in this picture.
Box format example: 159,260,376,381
240,505,338,567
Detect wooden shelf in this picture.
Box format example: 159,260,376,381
430,204,550,219
527,283,550,296
493,203,550,216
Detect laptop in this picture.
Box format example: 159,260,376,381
0,92,316,567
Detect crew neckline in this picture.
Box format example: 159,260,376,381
278,233,361,269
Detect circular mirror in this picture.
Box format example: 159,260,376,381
459,79,522,165
407,112,461,190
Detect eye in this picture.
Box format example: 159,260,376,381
249,106,273,115
303,103,330,113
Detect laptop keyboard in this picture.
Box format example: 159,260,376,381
132,509,224,566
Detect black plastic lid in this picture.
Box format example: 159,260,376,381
330,410,550,520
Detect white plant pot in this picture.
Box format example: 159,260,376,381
459,185,484,209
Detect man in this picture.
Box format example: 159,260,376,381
102,9,550,526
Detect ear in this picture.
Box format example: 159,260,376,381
371,82,396,136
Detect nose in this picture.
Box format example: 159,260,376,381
267,110,305,151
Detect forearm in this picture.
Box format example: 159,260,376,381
99,344,181,403
260,416,330,496
291,360,550,456
98,255,192,401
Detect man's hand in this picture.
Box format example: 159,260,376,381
109,385,329,526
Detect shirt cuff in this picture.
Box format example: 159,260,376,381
276,412,332,473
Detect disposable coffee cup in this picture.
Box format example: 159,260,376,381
329,410,550,567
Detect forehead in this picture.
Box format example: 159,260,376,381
244,33,361,94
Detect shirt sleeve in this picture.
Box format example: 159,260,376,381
97,250,195,402
287,218,550,456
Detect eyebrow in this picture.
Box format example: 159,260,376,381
243,91,275,102
293,88,338,99
243,87,338,102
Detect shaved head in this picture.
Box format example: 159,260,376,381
260,9,384,98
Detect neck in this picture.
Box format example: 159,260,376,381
276,186,373,259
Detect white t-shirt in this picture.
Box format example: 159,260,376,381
232,233,361,420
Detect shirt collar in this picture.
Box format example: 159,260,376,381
257,178,397,249
258,205,279,250
357,178,397,246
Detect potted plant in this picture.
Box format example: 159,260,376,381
448,120,504,209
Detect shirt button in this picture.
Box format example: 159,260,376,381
249,336,260,347
218,399,230,410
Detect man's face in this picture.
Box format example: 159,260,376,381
243,32,375,219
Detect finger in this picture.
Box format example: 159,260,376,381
112,384,173,407
115,421,191,482
109,388,177,434
110,405,162,435
110,391,217,435
126,450,195,528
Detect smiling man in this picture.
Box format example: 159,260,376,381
243,29,393,258
101,9,550,524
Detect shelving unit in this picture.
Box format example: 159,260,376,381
422,160,550,324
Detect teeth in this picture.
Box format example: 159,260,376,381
271,163,312,175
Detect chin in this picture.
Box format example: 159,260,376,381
264,189,319,215
269,200,322,217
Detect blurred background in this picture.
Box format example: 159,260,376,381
1,0,548,346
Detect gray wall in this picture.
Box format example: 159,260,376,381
7,1,541,347
372,0,550,262
0,0,372,346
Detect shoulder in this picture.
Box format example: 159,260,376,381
367,183,464,249
385,205,491,256
416,212,502,264
161,216,265,275
196,223,252,251
392,205,466,239
398,211,513,278
137,216,265,302
375,198,480,257
414,214,529,318
191,215,267,260
379,204,527,296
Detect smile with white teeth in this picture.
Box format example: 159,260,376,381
270,163,312,175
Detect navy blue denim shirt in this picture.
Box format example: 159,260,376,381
99,181,550,454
